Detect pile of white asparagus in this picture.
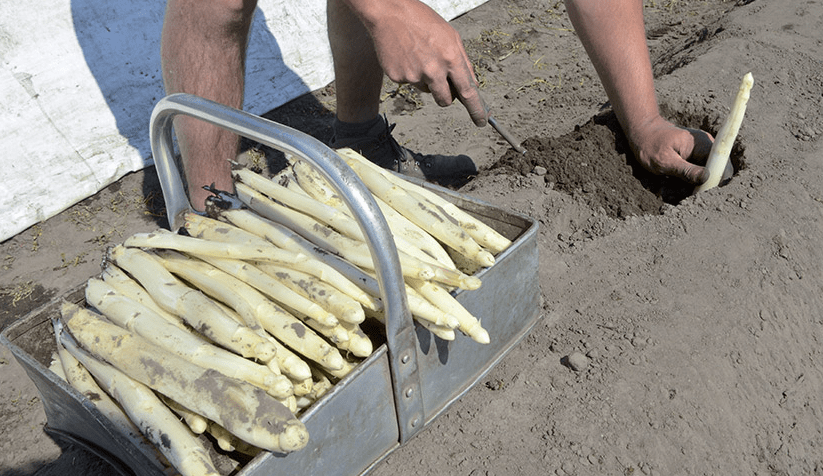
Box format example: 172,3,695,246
49,148,513,476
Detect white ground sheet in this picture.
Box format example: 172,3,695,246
0,0,485,241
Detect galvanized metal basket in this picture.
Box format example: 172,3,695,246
1,95,540,476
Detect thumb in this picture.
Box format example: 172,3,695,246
670,128,712,183
676,161,710,185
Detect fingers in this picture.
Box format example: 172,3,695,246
450,78,489,127
648,152,708,185
365,0,487,127
635,123,714,185
452,49,489,126
461,93,490,127
674,162,710,185
686,128,714,164
673,128,712,184
416,73,489,127
426,76,454,107
425,54,488,126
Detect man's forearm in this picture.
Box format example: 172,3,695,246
564,0,659,142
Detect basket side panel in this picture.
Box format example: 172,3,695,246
240,348,398,475
415,214,541,421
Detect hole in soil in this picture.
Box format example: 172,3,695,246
484,106,747,219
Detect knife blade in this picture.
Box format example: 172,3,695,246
488,116,527,155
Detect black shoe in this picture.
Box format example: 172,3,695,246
329,116,477,187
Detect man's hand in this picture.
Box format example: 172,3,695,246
564,0,715,184
347,0,488,126
629,116,714,184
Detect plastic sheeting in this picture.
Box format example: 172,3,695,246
0,0,486,241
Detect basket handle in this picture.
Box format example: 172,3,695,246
149,94,425,442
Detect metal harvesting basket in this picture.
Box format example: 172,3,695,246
0,95,540,476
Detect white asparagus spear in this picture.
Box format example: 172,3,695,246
59,302,309,453
203,202,461,330
236,181,480,290
407,278,490,344
101,264,188,330
107,245,276,363
156,248,337,328
54,318,221,476
336,320,374,358
210,298,314,382
158,394,209,435
206,420,262,457
695,72,754,193
157,251,347,373
235,182,434,279
254,262,365,324
365,307,455,341
85,277,292,399
290,158,457,268
55,333,170,471
186,211,379,311
238,166,457,272
288,158,343,209
341,157,495,268
338,147,513,254
125,229,320,267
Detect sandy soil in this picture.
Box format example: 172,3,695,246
3,0,823,475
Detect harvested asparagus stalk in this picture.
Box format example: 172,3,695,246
339,152,495,268
234,167,365,242
187,210,379,311
326,358,359,380
235,181,433,278
59,301,309,453
335,320,374,358
208,420,238,453
300,316,351,348
125,228,320,268
239,166,457,272
211,300,316,383
159,251,348,373
108,245,276,363
101,264,189,331
236,181,479,290
290,158,458,268
289,158,343,209
367,307,456,341
254,262,365,324
207,420,262,457
308,366,334,401
85,277,292,399
417,319,457,341
357,267,460,330
54,318,221,476
189,252,338,327
407,278,490,344
337,147,513,254
291,377,314,398
260,331,314,382
55,333,169,471
159,394,209,435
